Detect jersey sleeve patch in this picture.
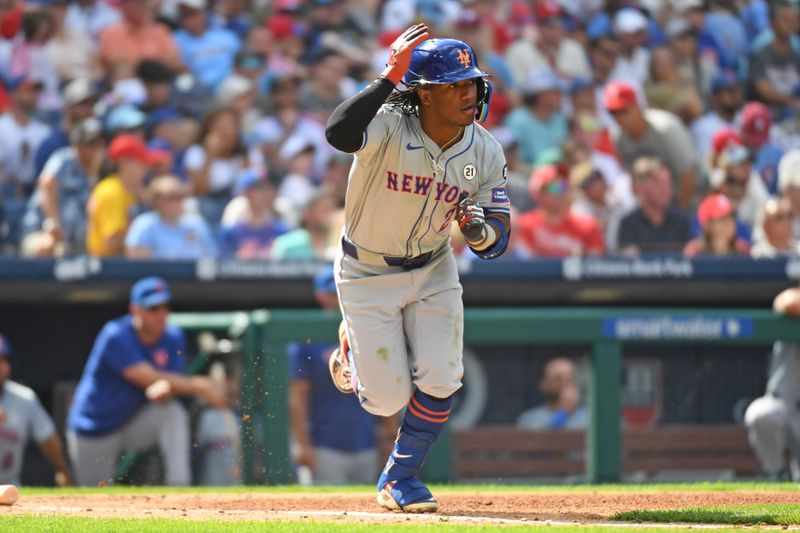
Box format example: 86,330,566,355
491,187,510,204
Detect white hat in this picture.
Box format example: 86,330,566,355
674,0,703,14
779,149,800,192
216,74,253,104
614,8,648,35
62,78,99,106
279,134,315,162
178,0,206,10
665,17,692,39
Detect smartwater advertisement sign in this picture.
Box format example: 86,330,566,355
602,316,755,340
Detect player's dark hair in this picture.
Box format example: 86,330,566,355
385,84,424,116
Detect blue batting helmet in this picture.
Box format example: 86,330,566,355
404,38,493,122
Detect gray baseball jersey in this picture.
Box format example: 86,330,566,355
0,380,56,485
343,107,510,257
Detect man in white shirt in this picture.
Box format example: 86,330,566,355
691,72,742,161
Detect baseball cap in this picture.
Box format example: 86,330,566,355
130,277,172,308
147,138,174,165
69,117,103,144
570,160,604,190
5,74,43,92
534,0,564,23
710,127,741,155
698,194,735,226
108,134,158,164
0,333,10,359
529,164,568,196
569,77,593,93
741,102,772,138
674,0,703,14
613,8,648,35
719,142,751,166
711,71,739,93
217,74,253,104
778,149,800,192
235,168,272,194
106,105,146,132
313,265,336,295
603,81,637,112
523,68,564,95
62,78,99,106
665,17,692,39
178,0,206,10
279,134,315,162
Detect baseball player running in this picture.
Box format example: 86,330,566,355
325,25,510,512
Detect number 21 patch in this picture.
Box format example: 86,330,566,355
491,187,509,203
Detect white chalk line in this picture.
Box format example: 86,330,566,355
17,505,800,529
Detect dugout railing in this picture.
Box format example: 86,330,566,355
171,307,800,485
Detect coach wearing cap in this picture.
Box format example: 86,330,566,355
67,277,227,486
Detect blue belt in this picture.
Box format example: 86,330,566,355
341,238,433,270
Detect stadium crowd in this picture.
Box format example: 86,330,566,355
1,0,800,260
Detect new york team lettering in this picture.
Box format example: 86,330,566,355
386,170,463,204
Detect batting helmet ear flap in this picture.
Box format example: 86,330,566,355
476,79,492,123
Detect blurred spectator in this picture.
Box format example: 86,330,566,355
218,169,289,259
691,71,742,161
65,0,121,43
45,0,100,84
709,139,769,230
492,126,533,212
253,74,331,181
174,0,240,92
616,157,691,256
276,135,316,217
665,15,716,100
702,0,747,72
777,148,800,241
271,188,337,261
125,175,217,260
744,286,800,481
504,1,591,88
216,74,259,138
209,0,253,41
289,265,393,485
105,104,147,138
87,134,154,257
0,76,51,196
746,0,800,115
21,117,104,257
683,193,750,256
611,8,650,86
645,47,703,124
740,101,784,195
776,83,800,149
0,332,73,486
516,357,587,430
750,198,800,258
569,161,612,236
504,69,567,169
98,0,183,75
34,78,100,177
136,60,175,113
518,165,605,257
67,277,228,486
604,81,699,209
298,49,355,123
184,106,257,225
7,10,62,115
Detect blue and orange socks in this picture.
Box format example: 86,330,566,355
377,389,452,490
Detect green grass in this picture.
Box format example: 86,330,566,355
17,480,800,496
615,503,800,525
0,516,752,533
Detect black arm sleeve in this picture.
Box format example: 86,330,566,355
325,77,396,153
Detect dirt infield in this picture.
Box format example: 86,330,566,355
3,490,800,526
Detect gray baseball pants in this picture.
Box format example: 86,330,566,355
744,395,800,479
67,400,191,486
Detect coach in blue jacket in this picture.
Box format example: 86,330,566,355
67,277,226,486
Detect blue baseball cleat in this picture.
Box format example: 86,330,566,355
377,478,438,513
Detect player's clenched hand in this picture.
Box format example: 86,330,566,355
455,192,486,244
145,379,173,403
382,24,429,84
